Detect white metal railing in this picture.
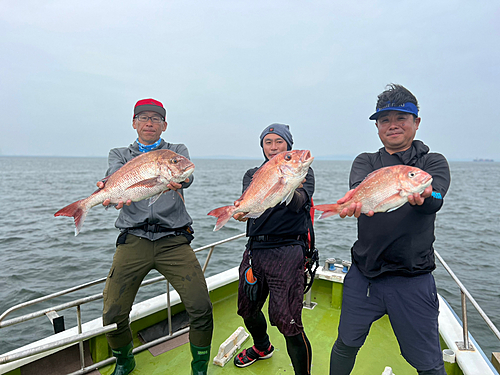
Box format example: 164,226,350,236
0,233,246,374
4,236,497,373
435,250,500,350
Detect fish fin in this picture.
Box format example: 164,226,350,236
148,193,163,206
98,175,111,188
126,177,161,190
385,202,406,212
263,177,286,201
175,190,185,204
373,193,407,212
342,189,357,202
243,211,266,219
313,204,340,219
282,189,295,205
249,165,269,183
147,189,185,206
54,199,89,236
207,205,237,231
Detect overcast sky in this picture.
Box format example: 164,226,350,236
1,0,499,161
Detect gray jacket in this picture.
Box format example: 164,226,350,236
106,139,194,241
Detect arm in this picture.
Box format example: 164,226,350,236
172,143,194,190
339,154,376,218
242,168,254,193
106,148,128,176
287,167,315,213
98,149,131,209
408,154,450,214
234,169,255,222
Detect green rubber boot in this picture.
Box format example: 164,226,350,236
190,343,211,375
111,342,136,375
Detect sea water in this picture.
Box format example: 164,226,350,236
0,157,499,358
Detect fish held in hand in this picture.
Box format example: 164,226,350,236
314,165,432,219
207,150,314,231
55,149,195,235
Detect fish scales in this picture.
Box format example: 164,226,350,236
207,150,314,231
314,165,433,219
55,149,194,235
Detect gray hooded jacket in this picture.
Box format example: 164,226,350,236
105,139,194,241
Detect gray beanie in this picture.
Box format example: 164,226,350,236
259,123,293,151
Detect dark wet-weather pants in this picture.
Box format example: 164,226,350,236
102,234,213,349
330,262,445,374
238,244,312,374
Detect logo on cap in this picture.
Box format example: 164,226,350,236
270,128,274,132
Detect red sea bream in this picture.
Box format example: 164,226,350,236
55,149,194,235
314,165,432,219
207,150,314,231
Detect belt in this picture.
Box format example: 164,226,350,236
134,224,193,234
250,234,302,242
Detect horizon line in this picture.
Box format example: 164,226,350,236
0,154,495,162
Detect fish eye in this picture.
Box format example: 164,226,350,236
171,158,178,164
285,154,292,161
408,171,416,178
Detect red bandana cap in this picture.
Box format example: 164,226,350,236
133,98,167,120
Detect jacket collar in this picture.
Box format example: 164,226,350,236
129,139,166,156
380,140,429,166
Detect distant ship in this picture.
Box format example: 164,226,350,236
473,158,494,162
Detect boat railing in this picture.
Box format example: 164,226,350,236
435,250,500,351
3,237,498,374
0,233,246,374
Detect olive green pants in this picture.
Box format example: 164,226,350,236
102,233,213,349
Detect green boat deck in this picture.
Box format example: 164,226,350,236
96,278,423,375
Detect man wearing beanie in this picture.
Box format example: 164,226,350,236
232,123,315,375
97,98,213,375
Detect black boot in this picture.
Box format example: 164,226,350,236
111,342,135,375
190,343,211,375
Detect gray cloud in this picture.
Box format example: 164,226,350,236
1,0,499,161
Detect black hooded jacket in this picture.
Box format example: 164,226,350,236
350,140,450,278
242,161,315,249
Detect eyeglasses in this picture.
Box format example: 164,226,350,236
135,115,164,123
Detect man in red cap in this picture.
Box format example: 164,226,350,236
97,99,213,375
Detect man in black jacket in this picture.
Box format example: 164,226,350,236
232,124,315,375
329,84,450,375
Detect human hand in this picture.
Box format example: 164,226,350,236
233,200,249,222
298,178,306,189
233,212,249,222
102,198,132,209
337,190,374,218
167,178,188,192
408,185,433,206
96,182,132,209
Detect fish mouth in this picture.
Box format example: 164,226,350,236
300,150,314,165
416,175,433,193
183,165,195,174
178,165,195,180
423,175,433,187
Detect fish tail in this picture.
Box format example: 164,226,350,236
207,205,236,231
313,204,340,220
54,199,89,236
